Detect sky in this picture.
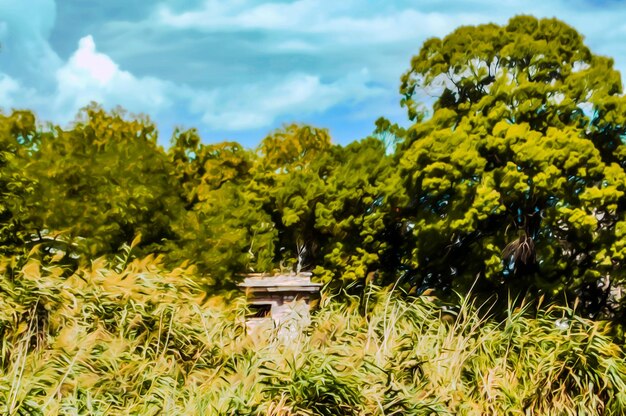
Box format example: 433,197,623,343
1,1,626,148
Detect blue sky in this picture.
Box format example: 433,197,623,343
1,0,626,148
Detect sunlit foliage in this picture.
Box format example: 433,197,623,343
0,15,625,319
395,16,626,317
0,255,624,414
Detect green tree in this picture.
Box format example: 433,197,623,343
169,124,401,289
25,105,182,258
168,138,276,286
251,124,401,289
0,110,38,254
251,124,334,273
396,15,626,316
168,127,205,208
313,137,401,286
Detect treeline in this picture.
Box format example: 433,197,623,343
2,15,626,321
0,108,398,289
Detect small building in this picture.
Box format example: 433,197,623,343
238,272,322,336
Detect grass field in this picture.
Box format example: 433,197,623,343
1,252,625,415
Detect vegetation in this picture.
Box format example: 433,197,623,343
1,14,626,414
396,15,626,318
0,254,625,415
0,15,622,317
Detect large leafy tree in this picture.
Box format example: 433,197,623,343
168,135,276,286
25,105,183,257
313,137,401,285
168,124,400,289
251,125,401,287
251,124,334,273
396,15,626,316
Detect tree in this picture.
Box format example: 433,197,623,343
168,137,276,286
0,110,38,255
168,123,401,289
250,124,334,273
168,127,205,208
395,15,626,317
313,137,400,286
249,125,402,289
25,105,183,258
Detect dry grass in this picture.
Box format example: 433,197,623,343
0,252,625,415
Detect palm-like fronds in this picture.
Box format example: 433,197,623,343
502,230,536,269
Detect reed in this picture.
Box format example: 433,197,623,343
0,252,624,415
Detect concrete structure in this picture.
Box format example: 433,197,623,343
238,272,322,337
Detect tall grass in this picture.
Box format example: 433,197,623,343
0,252,625,415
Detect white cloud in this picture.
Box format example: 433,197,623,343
0,0,61,86
156,0,318,32
69,36,118,85
155,0,472,44
0,74,20,108
190,69,383,130
2,30,382,137
151,0,626,80
145,0,480,109
0,73,42,114
272,40,318,53
52,35,173,122
51,35,383,132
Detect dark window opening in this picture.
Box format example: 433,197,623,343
248,304,271,318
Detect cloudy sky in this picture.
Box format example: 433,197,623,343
1,0,625,147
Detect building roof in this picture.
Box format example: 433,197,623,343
238,273,322,293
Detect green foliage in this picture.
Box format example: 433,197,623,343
249,125,400,285
395,15,626,316
261,351,363,415
24,105,183,258
2,14,626,320
168,136,276,285
313,138,401,284
169,123,400,287
251,124,334,272
3,12,626,414
0,111,38,255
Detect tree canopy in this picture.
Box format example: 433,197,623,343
396,15,626,316
0,15,625,319
23,105,183,258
